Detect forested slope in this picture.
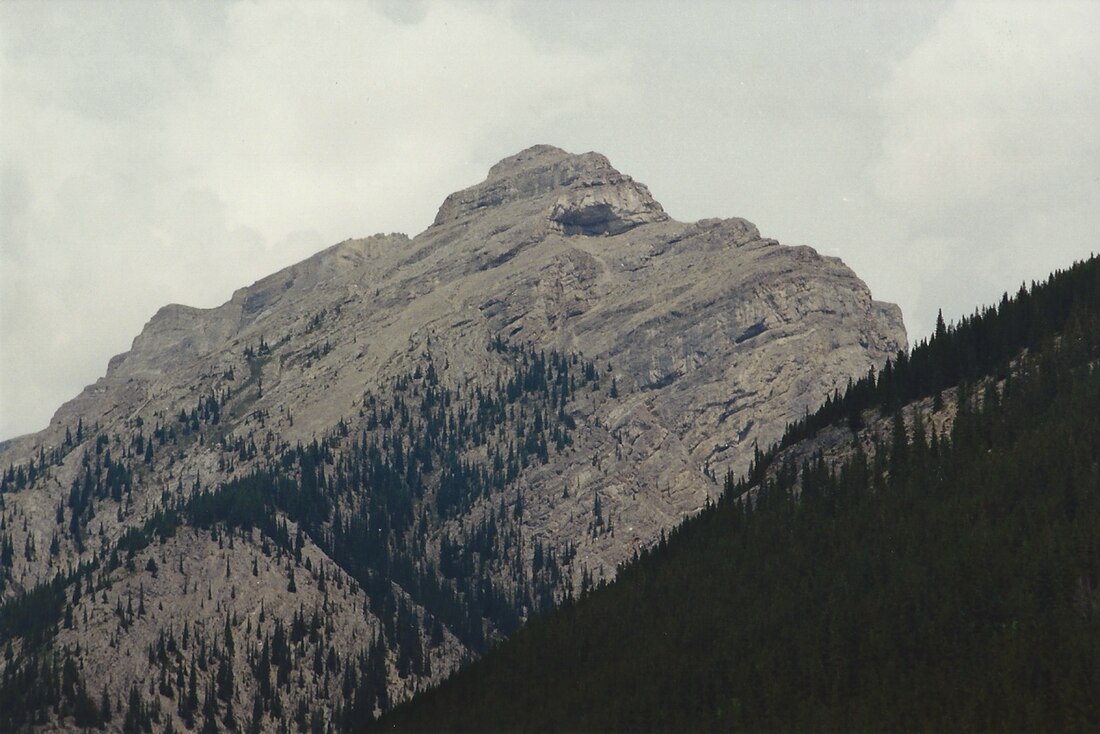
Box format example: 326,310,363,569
375,254,1100,731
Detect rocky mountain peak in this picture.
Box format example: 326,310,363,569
433,144,668,235
0,143,907,732
483,143,576,178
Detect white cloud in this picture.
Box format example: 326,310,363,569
866,0,1100,337
872,1,1100,212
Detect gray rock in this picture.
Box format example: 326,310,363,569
0,145,905,728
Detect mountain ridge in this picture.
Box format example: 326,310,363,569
8,145,904,498
0,145,904,731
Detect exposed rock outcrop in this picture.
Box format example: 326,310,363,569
0,145,905,732
433,145,667,234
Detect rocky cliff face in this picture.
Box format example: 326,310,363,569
0,145,904,731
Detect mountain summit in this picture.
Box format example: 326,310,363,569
433,144,668,234
0,146,905,731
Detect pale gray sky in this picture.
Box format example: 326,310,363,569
2,0,1099,440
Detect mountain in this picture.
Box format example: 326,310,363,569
375,255,1100,732
0,145,903,732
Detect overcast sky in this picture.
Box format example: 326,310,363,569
2,0,1099,440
